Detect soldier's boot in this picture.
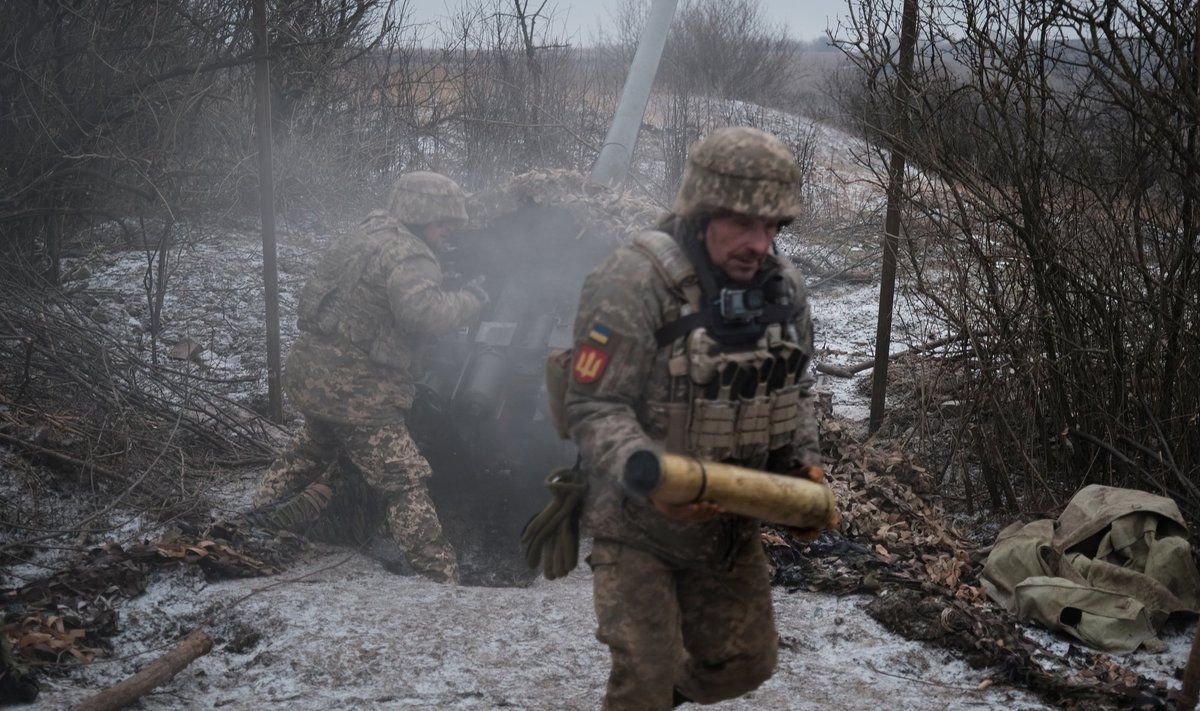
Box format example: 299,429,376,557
244,482,334,534
384,499,460,584
408,539,461,585
255,456,327,508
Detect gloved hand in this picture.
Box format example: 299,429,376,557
463,275,489,306
520,466,588,580
784,464,839,541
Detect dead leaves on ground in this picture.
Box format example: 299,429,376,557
766,415,972,596
2,524,306,670
141,535,274,575
5,614,103,664
768,414,1174,710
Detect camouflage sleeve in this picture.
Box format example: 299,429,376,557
787,268,822,469
386,254,482,334
564,250,662,486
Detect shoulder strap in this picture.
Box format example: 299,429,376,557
631,230,694,291
630,231,707,347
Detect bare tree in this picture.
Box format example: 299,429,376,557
0,0,253,280
648,0,801,196
443,0,611,188
833,0,1200,519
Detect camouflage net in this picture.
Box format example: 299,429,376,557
467,169,664,242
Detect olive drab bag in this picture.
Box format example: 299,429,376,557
522,347,583,579
981,484,1200,653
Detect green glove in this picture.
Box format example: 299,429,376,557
520,466,587,580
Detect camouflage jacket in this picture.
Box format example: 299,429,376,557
565,219,819,568
285,211,481,425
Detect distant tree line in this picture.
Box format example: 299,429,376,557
0,0,814,283
834,0,1200,518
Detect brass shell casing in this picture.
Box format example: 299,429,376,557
624,451,837,530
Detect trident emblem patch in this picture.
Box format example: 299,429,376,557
572,344,609,384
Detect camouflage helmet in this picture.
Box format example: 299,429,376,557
388,171,469,227
672,126,802,223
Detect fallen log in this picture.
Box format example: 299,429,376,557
815,332,969,379
68,629,213,711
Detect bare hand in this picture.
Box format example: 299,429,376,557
787,507,841,542
786,465,826,484
653,499,722,523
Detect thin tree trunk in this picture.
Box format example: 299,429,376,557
255,0,284,423
869,0,919,434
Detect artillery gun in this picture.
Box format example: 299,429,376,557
409,177,650,584
408,0,680,585
245,0,678,585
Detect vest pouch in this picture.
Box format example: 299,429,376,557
765,341,807,449
687,397,738,461
545,348,573,440
735,395,772,460
768,384,801,450
647,401,689,454
686,327,727,385
368,334,413,372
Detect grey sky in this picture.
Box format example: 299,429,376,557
402,0,848,44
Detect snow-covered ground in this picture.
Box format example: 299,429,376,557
25,549,1062,711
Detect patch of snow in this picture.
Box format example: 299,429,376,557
25,550,1056,711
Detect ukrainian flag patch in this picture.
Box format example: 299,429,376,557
587,323,611,345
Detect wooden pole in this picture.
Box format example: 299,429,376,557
868,0,920,434
69,630,213,711
254,0,284,423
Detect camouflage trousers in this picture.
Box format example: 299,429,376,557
255,416,459,584
588,537,778,710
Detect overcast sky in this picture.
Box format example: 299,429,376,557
402,0,849,44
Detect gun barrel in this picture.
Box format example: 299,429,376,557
624,451,836,529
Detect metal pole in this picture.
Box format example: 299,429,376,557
589,0,679,188
254,0,284,423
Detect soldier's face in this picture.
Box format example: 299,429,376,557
703,213,778,282
421,221,453,251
